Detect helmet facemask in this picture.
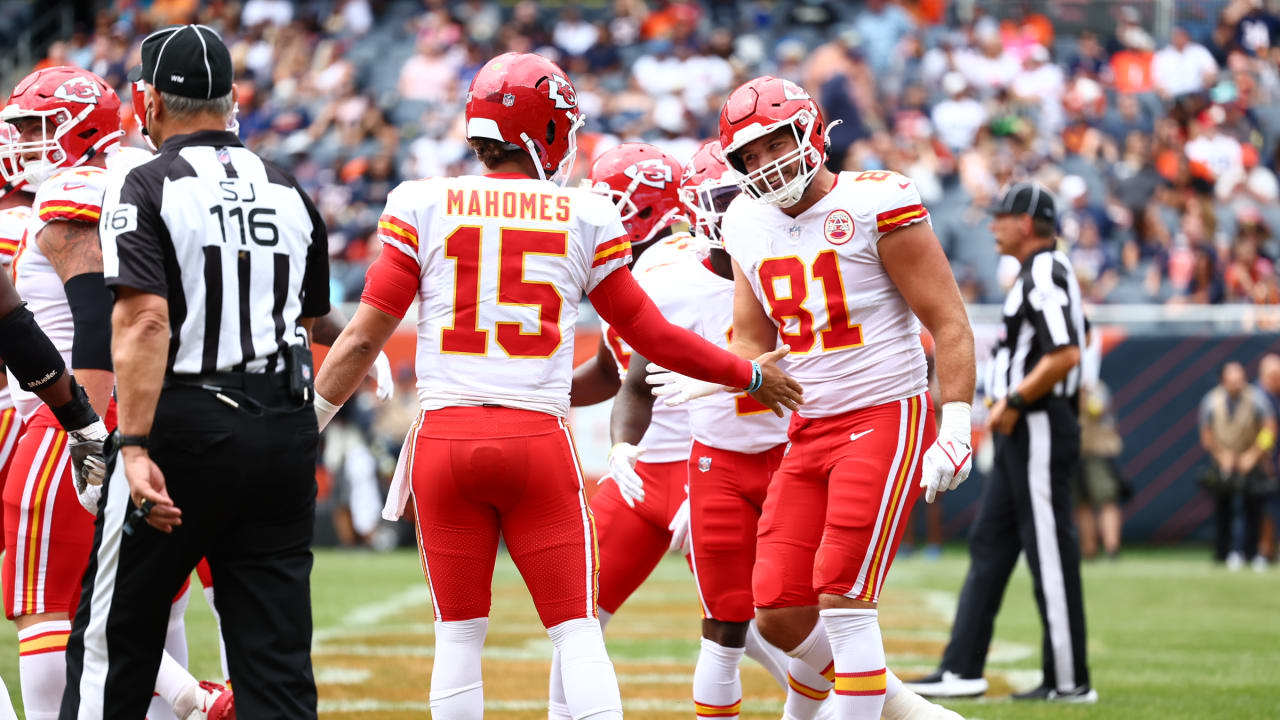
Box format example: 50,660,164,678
591,167,685,247
728,110,823,209
0,102,118,186
519,109,585,187
683,178,740,248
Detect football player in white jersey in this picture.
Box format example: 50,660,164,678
651,77,975,719
312,52,800,720
0,66,232,720
0,123,34,552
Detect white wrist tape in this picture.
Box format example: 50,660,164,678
939,401,972,440
315,394,343,432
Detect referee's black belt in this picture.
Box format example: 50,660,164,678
164,371,290,394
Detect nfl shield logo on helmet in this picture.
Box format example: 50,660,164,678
502,93,515,107
698,456,712,473
824,209,854,245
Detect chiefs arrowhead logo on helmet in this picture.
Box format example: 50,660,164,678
623,158,673,190
546,74,577,110
53,77,103,105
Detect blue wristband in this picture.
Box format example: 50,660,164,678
746,361,763,393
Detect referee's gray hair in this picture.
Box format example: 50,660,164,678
159,89,234,122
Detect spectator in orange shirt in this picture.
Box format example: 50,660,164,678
1111,27,1156,94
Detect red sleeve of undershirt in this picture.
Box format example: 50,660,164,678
588,267,753,388
360,244,419,319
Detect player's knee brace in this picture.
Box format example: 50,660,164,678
546,617,622,720
430,618,488,720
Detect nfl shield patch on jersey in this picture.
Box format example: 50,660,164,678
698,456,712,472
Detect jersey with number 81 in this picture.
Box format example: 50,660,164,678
377,173,630,418
723,170,929,419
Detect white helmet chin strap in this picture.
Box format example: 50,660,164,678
518,111,586,186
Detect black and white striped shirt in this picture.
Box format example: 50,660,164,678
100,130,329,375
989,248,1087,410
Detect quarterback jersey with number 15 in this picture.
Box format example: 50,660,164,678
377,174,630,418
722,170,930,419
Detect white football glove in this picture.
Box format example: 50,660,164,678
919,402,973,503
644,363,729,407
667,492,691,555
603,443,646,508
67,418,109,496
368,351,394,401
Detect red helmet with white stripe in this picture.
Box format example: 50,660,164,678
718,76,831,208
465,52,585,184
680,140,739,248
589,143,686,248
0,67,122,186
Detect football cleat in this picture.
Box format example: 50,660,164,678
1011,683,1098,703
903,670,988,698
187,680,235,720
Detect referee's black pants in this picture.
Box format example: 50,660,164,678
939,400,1091,692
61,378,319,719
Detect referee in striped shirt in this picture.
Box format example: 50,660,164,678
908,182,1095,703
61,26,327,719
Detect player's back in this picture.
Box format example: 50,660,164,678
378,173,628,418
722,170,930,418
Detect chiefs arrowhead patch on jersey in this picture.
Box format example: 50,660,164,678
824,209,854,245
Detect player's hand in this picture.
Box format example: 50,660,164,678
368,351,394,401
68,417,109,493
123,448,181,533
749,345,803,418
604,443,646,508
921,402,973,503
667,492,691,555
644,364,726,407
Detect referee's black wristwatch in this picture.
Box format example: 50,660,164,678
118,434,149,450
1006,391,1028,411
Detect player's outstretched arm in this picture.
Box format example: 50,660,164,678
313,304,400,430
311,305,394,401
880,221,977,502
728,259,779,359
587,267,801,416
570,338,622,407
314,244,418,430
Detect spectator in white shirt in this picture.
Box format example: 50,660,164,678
1185,106,1244,181
242,0,293,28
553,7,600,57
1011,44,1066,134
1152,27,1218,99
932,72,988,152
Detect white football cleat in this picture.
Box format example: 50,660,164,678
903,670,988,698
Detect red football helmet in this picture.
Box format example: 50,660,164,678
589,142,686,248
0,67,122,187
718,76,834,208
680,140,740,248
465,52,585,184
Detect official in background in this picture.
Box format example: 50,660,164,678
60,25,328,719
1197,360,1274,571
908,182,1095,703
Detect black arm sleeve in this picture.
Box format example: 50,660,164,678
298,186,330,318
0,303,65,393
64,272,114,371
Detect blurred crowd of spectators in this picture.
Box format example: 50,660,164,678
35,0,1280,308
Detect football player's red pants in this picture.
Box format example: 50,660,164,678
688,440,785,623
3,403,114,620
590,458,687,615
754,393,934,609
409,406,599,628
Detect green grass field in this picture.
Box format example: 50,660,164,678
1,547,1277,718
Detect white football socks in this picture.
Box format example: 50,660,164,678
202,585,230,683
743,619,789,688
430,617,488,720
547,617,622,720
693,637,745,718
16,619,70,720
549,609,611,720
821,608,887,720
782,621,835,720
0,674,18,720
